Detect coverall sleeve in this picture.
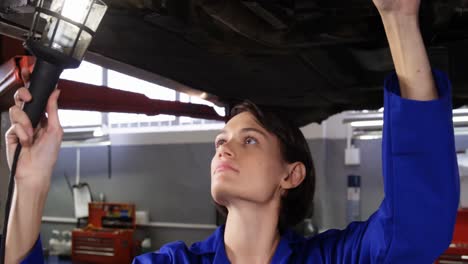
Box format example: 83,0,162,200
318,70,460,264
132,252,171,264
132,241,191,264
19,236,44,264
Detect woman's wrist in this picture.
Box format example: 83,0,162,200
380,12,419,34
14,168,53,193
6,182,49,263
16,180,50,199
14,180,49,221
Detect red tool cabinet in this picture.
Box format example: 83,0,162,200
72,202,136,264
437,209,468,263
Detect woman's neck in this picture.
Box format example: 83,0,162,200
223,201,281,264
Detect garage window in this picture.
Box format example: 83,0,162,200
59,61,104,127
58,61,225,131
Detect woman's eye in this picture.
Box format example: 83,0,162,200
215,139,226,148
245,137,258,145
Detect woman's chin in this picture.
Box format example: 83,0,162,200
211,183,232,205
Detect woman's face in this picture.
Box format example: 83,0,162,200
211,112,289,207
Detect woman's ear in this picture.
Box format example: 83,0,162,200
281,162,306,190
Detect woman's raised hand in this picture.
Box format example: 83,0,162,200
5,87,63,190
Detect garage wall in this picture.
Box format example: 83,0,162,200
42,144,217,249
322,135,468,230
321,139,385,230
47,144,216,224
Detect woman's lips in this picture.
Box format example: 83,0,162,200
215,163,239,174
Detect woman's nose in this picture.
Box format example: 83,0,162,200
218,141,235,158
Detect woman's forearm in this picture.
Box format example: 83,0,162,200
381,13,438,100
5,183,49,263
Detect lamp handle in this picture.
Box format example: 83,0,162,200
23,59,63,128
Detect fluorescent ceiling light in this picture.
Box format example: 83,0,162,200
453,116,468,123
350,120,384,128
357,135,382,140
350,115,468,128
454,109,468,115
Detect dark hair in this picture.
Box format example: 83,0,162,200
215,101,315,232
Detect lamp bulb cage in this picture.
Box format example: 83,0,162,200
29,0,108,62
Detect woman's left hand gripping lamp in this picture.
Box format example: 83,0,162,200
0,0,107,262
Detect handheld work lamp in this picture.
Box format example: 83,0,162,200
0,0,107,262
24,0,108,126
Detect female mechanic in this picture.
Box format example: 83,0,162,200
5,0,460,263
